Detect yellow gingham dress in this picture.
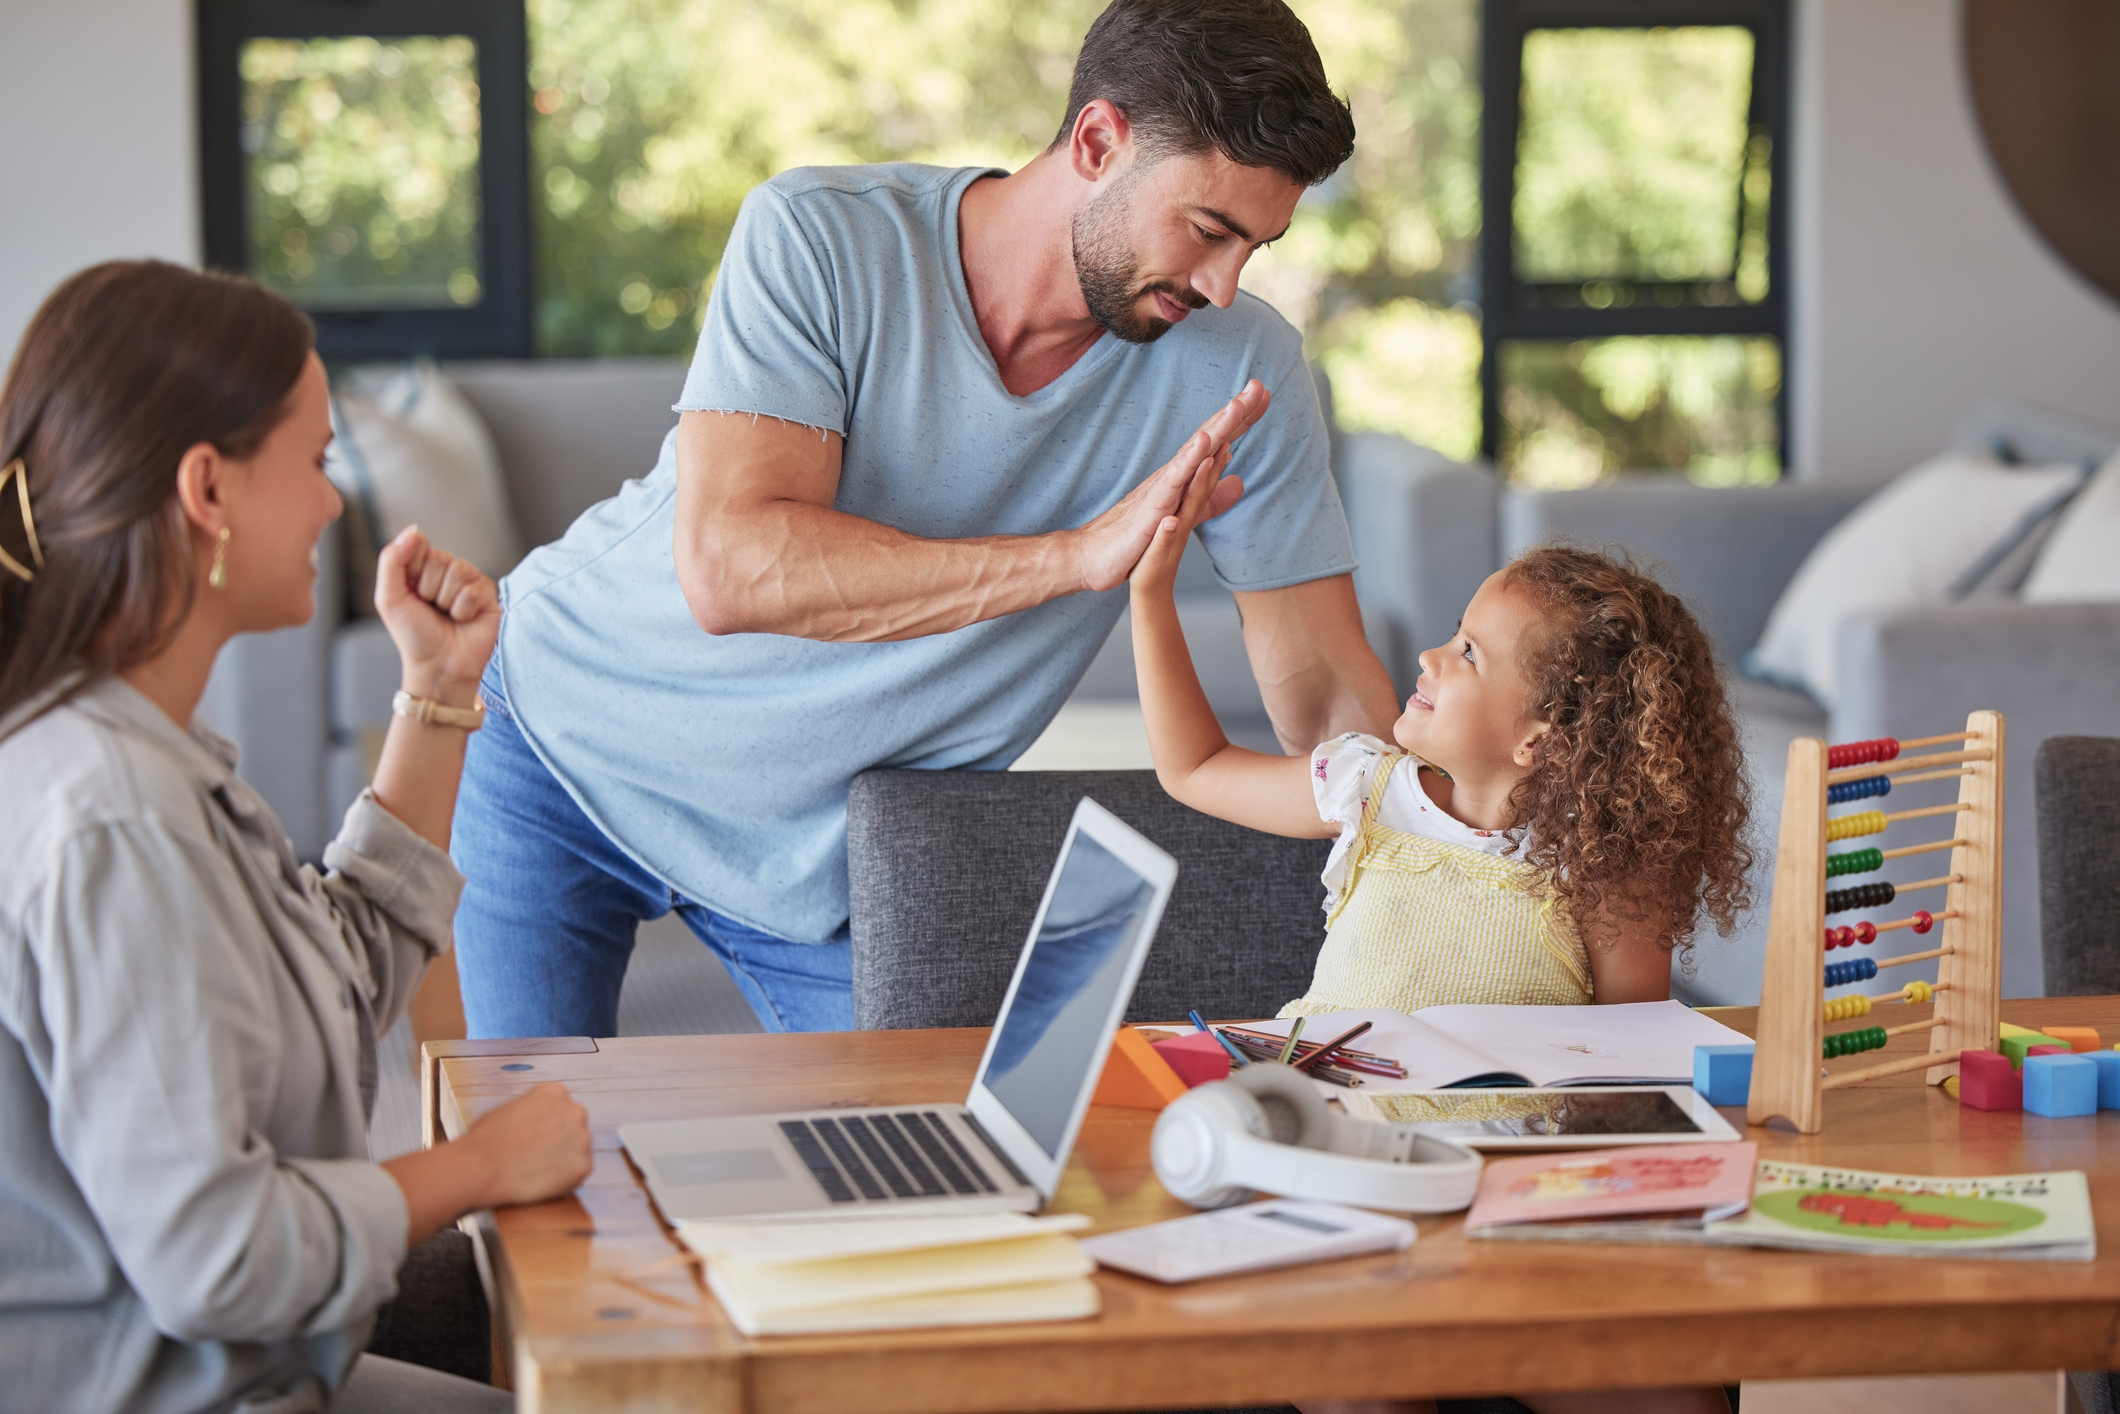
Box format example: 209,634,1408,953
1280,747,1592,1017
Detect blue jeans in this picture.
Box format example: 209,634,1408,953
451,659,854,1038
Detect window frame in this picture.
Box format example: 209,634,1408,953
197,0,532,360
1477,0,1792,467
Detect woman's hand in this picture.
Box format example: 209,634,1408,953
382,1081,595,1245
375,525,499,707
462,1082,597,1208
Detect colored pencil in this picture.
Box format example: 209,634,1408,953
1191,1009,1250,1067
1277,1017,1305,1065
1293,1020,1373,1072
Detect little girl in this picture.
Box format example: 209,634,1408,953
1132,457,1751,1414
1130,457,1752,1015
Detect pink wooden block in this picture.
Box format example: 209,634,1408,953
1957,1049,2022,1112
1152,1031,1235,1088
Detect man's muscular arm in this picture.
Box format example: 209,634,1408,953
673,385,1265,642
1231,575,1401,753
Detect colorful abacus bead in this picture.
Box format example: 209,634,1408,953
1855,920,1877,945
1824,957,1880,987
1910,909,1935,934
1826,776,1892,806
1823,994,1873,1022
1827,810,1890,842
1902,980,1934,1004
1826,847,1885,878
1825,881,1896,915
1823,1025,1889,1059
1827,738,1902,769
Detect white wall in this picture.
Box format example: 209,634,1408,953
0,0,197,357
1790,0,2120,486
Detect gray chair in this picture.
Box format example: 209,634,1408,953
847,769,1330,1030
2037,736,2120,996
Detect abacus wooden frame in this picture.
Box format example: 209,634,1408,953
1747,711,2006,1133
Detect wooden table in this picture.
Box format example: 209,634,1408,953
427,998,2120,1414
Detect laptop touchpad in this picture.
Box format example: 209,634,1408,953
654,1150,788,1186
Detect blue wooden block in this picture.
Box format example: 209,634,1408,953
1693,1043,1755,1107
2090,1051,2120,1110
2023,1053,2098,1117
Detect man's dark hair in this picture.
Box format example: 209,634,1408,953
1056,0,1356,187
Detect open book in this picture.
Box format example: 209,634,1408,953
1242,1002,1751,1092
677,1213,1099,1336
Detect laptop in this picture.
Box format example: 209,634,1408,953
621,797,1178,1222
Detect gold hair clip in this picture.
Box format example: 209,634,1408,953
0,458,44,584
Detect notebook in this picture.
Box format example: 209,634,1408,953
1242,1002,1753,1093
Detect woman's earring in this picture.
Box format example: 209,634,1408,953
208,527,230,590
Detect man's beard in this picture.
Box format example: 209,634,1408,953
1071,177,1208,345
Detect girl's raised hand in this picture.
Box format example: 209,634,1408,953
374,525,500,705
1129,430,1235,597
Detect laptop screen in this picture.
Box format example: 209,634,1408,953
976,829,1162,1159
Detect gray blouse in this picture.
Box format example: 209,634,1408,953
0,677,463,1413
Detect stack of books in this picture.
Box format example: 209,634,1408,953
676,1212,1099,1335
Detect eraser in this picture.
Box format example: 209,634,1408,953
2023,1053,2098,1118
2041,1027,2102,1053
1955,1049,2021,1112
1693,1044,1755,1107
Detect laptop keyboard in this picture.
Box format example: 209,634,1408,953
776,1111,1002,1204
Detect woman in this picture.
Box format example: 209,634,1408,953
0,261,593,1413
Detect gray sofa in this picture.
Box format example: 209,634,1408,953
1337,403,2120,1003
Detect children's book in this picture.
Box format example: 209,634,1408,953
1243,1002,1751,1092
1701,1161,2096,1261
1464,1143,1757,1238
676,1212,1100,1335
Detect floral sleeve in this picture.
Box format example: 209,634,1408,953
1311,732,1393,914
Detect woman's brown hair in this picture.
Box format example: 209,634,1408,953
0,260,313,732
1503,544,1754,957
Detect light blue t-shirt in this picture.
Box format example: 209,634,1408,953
499,163,1355,941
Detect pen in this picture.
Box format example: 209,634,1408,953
1191,1009,1250,1067
1293,1020,1373,1072
1277,1017,1305,1065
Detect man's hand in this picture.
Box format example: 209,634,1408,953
1072,380,1266,593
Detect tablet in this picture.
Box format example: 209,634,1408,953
1344,1085,1745,1150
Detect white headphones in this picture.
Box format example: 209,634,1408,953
1152,1062,1484,1213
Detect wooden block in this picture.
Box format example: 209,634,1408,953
2000,1033,2059,1070
1091,1027,1191,1110
1997,1022,2044,1039
1152,1031,1235,1088
1955,1050,2021,1111
1694,1044,1755,1107
2041,1026,2102,1052
2023,1053,2098,1117
2092,1052,2120,1109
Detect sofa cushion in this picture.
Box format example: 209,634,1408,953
329,361,527,616
443,358,686,550
1747,454,2083,707
2024,450,2120,604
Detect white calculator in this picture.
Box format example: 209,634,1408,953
1080,1199,1416,1284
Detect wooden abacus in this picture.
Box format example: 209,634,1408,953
1746,710,2004,1133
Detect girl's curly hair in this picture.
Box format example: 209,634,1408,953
1501,545,1753,956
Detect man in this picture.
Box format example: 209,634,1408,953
452,0,1400,1037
